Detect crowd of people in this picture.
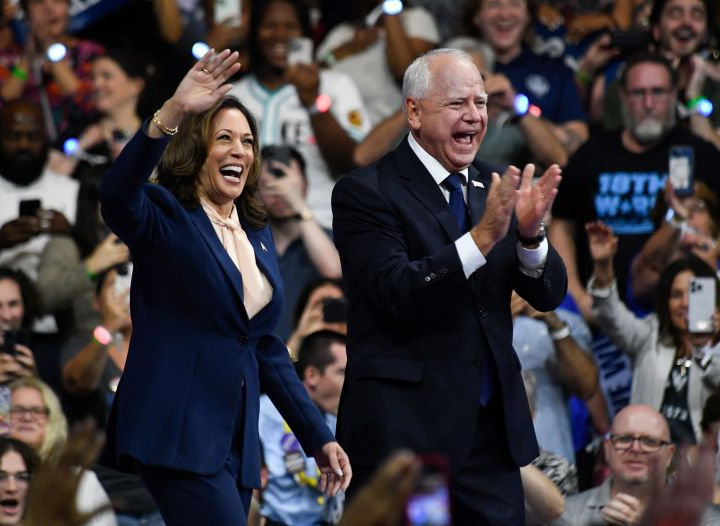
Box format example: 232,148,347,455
1,0,720,524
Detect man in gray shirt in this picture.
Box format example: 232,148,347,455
551,404,720,525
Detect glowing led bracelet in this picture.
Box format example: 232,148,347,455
383,0,403,15
46,43,67,62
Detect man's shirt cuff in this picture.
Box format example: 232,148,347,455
517,238,548,278
455,233,486,278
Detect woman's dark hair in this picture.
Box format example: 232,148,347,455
72,177,104,259
0,436,39,475
0,267,38,329
656,254,719,347
248,0,312,76
292,277,344,327
94,47,156,120
156,96,266,229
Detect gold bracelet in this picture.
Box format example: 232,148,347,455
152,109,179,136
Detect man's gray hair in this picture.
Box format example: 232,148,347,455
402,48,475,102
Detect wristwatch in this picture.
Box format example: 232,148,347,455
517,222,546,245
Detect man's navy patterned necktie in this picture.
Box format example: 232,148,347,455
442,173,470,233
443,172,495,405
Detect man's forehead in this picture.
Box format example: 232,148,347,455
0,107,43,130
662,0,706,15
626,63,672,86
613,411,667,438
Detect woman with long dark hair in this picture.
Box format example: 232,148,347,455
587,221,720,445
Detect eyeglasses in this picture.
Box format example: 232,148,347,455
626,87,673,104
606,433,672,452
0,471,31,486
9,405,49,420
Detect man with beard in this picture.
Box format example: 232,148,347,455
649,0,720,151
0,100,78,283
550,52,720,319
549,404,720,525
590,0,720,149
257,145,341,340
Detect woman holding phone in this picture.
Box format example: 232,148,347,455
98,49,351,525
586,221,720,446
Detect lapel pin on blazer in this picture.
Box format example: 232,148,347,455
260,242,268,253
471,180,485,189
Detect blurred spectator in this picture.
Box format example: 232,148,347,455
535,0,636,45
60,267,129,425
0,437,39,526
259,330,346,525
522,369,581,496
589,0,720,150
460,0,589,167
36,176,130,337
0,0,104,139
550,404,720,525
649,0,720,150
0,99,78,282
60,269,163,525
520,462,566,524
229,0,371,227
513,292,598,464
48,47,150,179
631,181,720,307
550,52,720,319
587,221,720,446
71,0,184,115
335,449,419,526
315,0,440,126
410,0,465,41
258,145,341,340
286,278,346,359
351,108,408,167
9,377,116,525
23,421,112,526
205,0,251,76
0,268,38,435
696,389,720,506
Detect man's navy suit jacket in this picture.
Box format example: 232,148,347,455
98,130,333,487
331,137,568,474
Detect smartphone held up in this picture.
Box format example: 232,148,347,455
287,37,314,66
404,455,451,526
688,277,716,334
669,145,695,197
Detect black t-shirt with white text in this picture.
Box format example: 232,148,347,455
553,127,720,301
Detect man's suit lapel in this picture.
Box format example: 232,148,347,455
467,164,489,225
393,139,462,241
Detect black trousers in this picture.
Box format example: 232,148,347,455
451,394,524,526
345,394,524,526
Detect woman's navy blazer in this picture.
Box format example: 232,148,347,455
98,129,333,487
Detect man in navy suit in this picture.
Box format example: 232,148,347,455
331,48,567,525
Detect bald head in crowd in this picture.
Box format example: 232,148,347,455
0,100,48,187
605,404,676,489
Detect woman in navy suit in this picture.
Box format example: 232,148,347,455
98,49,351,525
